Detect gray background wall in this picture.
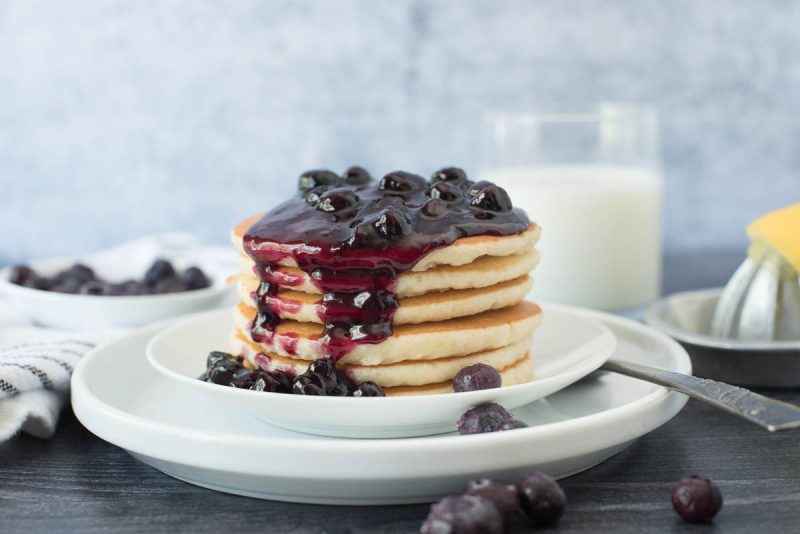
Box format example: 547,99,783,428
1,0,799,263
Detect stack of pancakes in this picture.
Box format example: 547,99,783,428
230,215,542,395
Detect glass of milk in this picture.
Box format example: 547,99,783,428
480,104,663,311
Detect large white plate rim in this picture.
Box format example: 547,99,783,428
71,305,690,479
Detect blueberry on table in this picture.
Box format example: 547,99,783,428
463,478,524,524
182,266,210,291
453,363,502,392
671,475,723,523
298,169,342,193
421,494,503,534
145,259,176,286
517,472,567,526
457,403,528,435
351,381,385,397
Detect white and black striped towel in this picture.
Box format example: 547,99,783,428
0,233,235,441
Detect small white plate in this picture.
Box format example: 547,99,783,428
72,307,690,505
0,258,235,329
146,306,617,438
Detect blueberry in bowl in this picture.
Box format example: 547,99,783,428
0,257,233,329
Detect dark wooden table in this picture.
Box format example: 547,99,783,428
2,252,799,533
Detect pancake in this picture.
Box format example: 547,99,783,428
234,330,531,388
235,248,540,297
231,214,541,273
236,275,533,325
234,300,542,365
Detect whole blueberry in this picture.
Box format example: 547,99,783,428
671,475,723,523
467,181,513,213
464,478,524,524
59,264,96,284
453,363,502,393
351,381,385,397
421,198,449,219
79,280,110,296
292,374,327,395
428,181,464,203
8,265,35,286
182,266,210,290
343,166,372,185
206,351,232,372
306,358,339,383
145,259,176,286
50,277,83,294
421,494,503,534
378,171,426,194
206,357,245,386
371,208,412,240
457,403,527,435
431,167,468,185
115,280,148,296
305,185,332,206
316,188,359,215
298,169,342,193
517,472,567,526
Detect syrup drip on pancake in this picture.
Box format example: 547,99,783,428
244,167,529,362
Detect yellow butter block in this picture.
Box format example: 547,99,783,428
746,202,800,272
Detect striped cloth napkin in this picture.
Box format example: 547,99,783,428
0,233,235,441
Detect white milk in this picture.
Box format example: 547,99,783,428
485,165,663,310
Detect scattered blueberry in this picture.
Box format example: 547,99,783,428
463,478,524,525
115,280,149,296
421,494,503,534
206,351,231,372
206,357,246,385
351,381,385,397
468,181,513,213
378,171,426,194
671,475,723,523
144,259,176,286
517,472,567,527
61,264,96,284
292,374,327,395
182,266,210,290
453,363,502,393
316,188,359,215
343,166,372,185
298,169,342,193
457,403,528,435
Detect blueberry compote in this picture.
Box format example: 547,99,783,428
243,166,530,363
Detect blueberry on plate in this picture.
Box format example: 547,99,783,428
517,472,567,526
79,280,110,296
206,356,246,386
292,374,327,395
671,475,722,523
8,265,35,286
421,494,503,534
457,403,528,435
453,363,502,392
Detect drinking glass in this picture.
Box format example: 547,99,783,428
480,104,662,310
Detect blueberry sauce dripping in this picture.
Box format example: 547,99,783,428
243,166,530,362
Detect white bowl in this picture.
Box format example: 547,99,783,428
0,258,235,329
146,304,618,438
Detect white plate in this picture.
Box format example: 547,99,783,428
145,306,617,438
0,258,235,329
72,307,690,505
